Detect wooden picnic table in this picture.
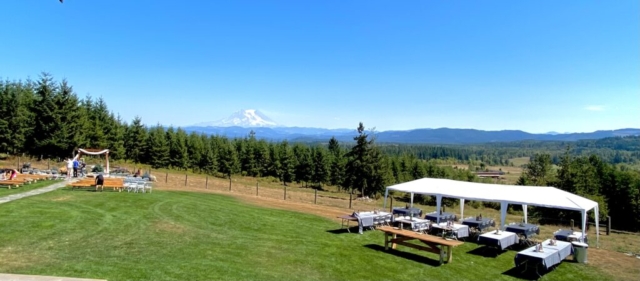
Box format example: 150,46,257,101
377,226,464,265
70,178,125,192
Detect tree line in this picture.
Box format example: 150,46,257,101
377,137,640,167
518,151,640,231
0,74,481,196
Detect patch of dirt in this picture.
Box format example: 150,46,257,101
588,247,640,281
51,195,73,201
152,220,188,234
0,246,48,271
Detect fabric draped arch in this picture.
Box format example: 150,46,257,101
73,148,110,174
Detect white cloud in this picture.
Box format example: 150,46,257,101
585,105,605,111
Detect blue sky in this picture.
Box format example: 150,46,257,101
1,0,638,133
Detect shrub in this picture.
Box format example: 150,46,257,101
92,164,104,173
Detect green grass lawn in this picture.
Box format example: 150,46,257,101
0,180,61,196
0,189,611,281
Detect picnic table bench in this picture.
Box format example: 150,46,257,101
377,226,464,265
70,179,125,192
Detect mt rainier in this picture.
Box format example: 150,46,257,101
194,109,278,127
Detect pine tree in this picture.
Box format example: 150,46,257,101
278,140,295,185
186,132,204,171
108,114,127,160
327,137,345,187
311,146,330,187
146,124,170,168
174,128,190,169
293,144,312,186
218,138,239,178
124,116,148,164
29,73,60,159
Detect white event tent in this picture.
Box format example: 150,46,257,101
383,177,599,247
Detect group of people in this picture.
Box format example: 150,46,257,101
1,169,18,181
65,158,86,179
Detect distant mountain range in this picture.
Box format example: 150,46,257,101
193,109,277,127
183,110,640,144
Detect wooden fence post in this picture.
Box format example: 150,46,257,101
184,174,188,186
165,172,168,183
205,176,208,189
47,159,50,170
349,193,352,209
284,186,287,200
607,216,611,235
17,157,20,170
570,219,574,229
256,182,259,196
314,189,317,204
229,177,232,191
390,197,393,212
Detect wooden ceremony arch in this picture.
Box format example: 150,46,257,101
73,148,110,174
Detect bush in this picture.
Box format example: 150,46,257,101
92,164,104,173
0,153,10,160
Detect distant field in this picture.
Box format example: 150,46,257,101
508,157,530,167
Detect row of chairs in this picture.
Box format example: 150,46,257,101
124,177,152,193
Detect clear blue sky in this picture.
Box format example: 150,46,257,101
1,0,638,133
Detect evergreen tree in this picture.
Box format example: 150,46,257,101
145,124,170,168
124,116,148,164
29,73,60,159
278,140,295,185
218,138,239,178
108,114,127,160
327,137,345,187
310,146,330,187
293,144,312,186
185,132,205,171
199,134,218,174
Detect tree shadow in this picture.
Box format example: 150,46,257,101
363,244,442,267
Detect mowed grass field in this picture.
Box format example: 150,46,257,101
0,188,615,281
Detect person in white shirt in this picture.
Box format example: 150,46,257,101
66,158,74,179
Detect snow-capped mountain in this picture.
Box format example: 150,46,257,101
194,109,278,127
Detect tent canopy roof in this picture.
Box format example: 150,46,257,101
386,178,597,212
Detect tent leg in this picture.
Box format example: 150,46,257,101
460,199,465,221
523,204,527,224
594,206,599,247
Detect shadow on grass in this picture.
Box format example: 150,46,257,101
502,265,547,280
364,244,442,267
326,228,358,235
466,246,503,258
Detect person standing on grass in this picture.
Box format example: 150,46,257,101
66,158,73,180
95,173,104,192
72,158,79,178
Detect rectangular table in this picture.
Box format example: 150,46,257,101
424,212,458,223
337,215,358,233
431,222,470,240
377,226,464,265
554,229,588,244
461,217,496,232
478,231,519,250
395,217,431,233
514,239,573,276
392,207,422,217
505,223,540,239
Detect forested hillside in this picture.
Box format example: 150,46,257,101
1,74,639,231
